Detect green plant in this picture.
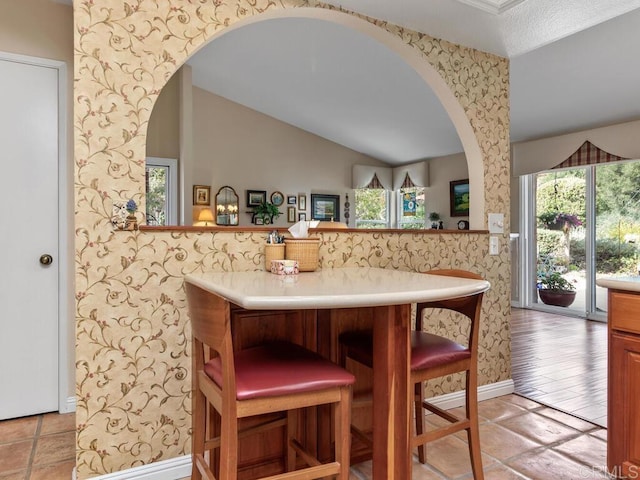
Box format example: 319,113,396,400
537,254,576,292
253,201,281,224
428,212,440,222
539,272,576,292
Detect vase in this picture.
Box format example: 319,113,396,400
539,289,576,307
125,213,138,231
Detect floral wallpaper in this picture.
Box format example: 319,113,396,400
74,0,510,477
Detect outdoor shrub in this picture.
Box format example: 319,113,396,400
570,237,639,274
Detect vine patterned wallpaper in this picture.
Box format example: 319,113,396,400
74,0,510,477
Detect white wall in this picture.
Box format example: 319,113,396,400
425,152,469,230
192,87,386,227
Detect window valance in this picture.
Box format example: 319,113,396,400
392,161,428,189
352,162,428,190
553,141,628,169
352,164,392,190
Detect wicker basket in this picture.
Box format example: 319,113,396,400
264,243,285,271
284,237,320,272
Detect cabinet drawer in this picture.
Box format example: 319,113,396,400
610,291,640,334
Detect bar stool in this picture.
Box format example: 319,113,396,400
186,282,355,480
338,269,485,479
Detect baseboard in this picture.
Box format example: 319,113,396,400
60,396,76,414
426,379,515,411
89,455,192,480
78,379,514,480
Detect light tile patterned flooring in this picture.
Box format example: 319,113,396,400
0,394,609,480
1,309,610,479
0,412,75,480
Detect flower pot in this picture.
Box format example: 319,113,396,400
538,289,576,307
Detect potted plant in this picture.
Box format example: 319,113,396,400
538,271,577,307
538,212,582,232
428,212,440,229
252,201,281,225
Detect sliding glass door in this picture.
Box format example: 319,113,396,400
594,161,640,314
527,159,640,319
534,170,586,315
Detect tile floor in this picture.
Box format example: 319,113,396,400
1,394,609,480
0,411,75,480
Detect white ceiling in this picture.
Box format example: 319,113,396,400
184,1,640,165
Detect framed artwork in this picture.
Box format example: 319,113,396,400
311,194,340,221
270,191,284,206
298,212,307,221
298,194,307,210
246,190,267,207
287,195,297,205
193,185,211,206
287,206,296,223
450,179,470,217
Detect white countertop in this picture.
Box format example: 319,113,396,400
185,267,491,310
596,276,640,293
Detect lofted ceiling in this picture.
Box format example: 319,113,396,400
181,1,640,165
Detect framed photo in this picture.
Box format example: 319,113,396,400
246,190,267,207
450,179,470,217
287,195,297,205
298,212,307,221
287,206,296,223
311,194,340,221
193,185,211,206
270,191,284,206
298,194,307,210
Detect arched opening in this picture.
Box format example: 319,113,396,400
147,7,485,229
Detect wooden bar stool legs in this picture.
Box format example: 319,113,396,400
187,282,355,480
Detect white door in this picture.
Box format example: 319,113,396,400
0,56,59,419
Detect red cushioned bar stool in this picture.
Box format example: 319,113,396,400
338,269,486,480
186,282,355,480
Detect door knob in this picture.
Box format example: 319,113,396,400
40,254,53,265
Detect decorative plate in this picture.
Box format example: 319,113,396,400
271,191,284,206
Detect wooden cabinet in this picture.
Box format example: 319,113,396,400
608,290,640,479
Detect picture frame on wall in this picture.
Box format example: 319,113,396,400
311,194,340,221
450,179,470,217
287,195,297,205
193,185,211,206
287,206,296,223
246,190,267,207
270,191,284,206
298,212,307,221
298,194,307,210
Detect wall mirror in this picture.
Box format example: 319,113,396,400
215,186,239,226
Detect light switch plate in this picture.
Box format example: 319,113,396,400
488,213,504,234
490,236,499,255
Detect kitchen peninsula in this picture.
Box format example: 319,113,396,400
185,267,490,480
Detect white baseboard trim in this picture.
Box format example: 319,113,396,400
426,379,515,411
60,396,76,414
89,455,192,480
80,379,514,480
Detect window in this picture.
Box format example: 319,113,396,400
354,188,389,229
397,187,425,229
145,157,178,226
